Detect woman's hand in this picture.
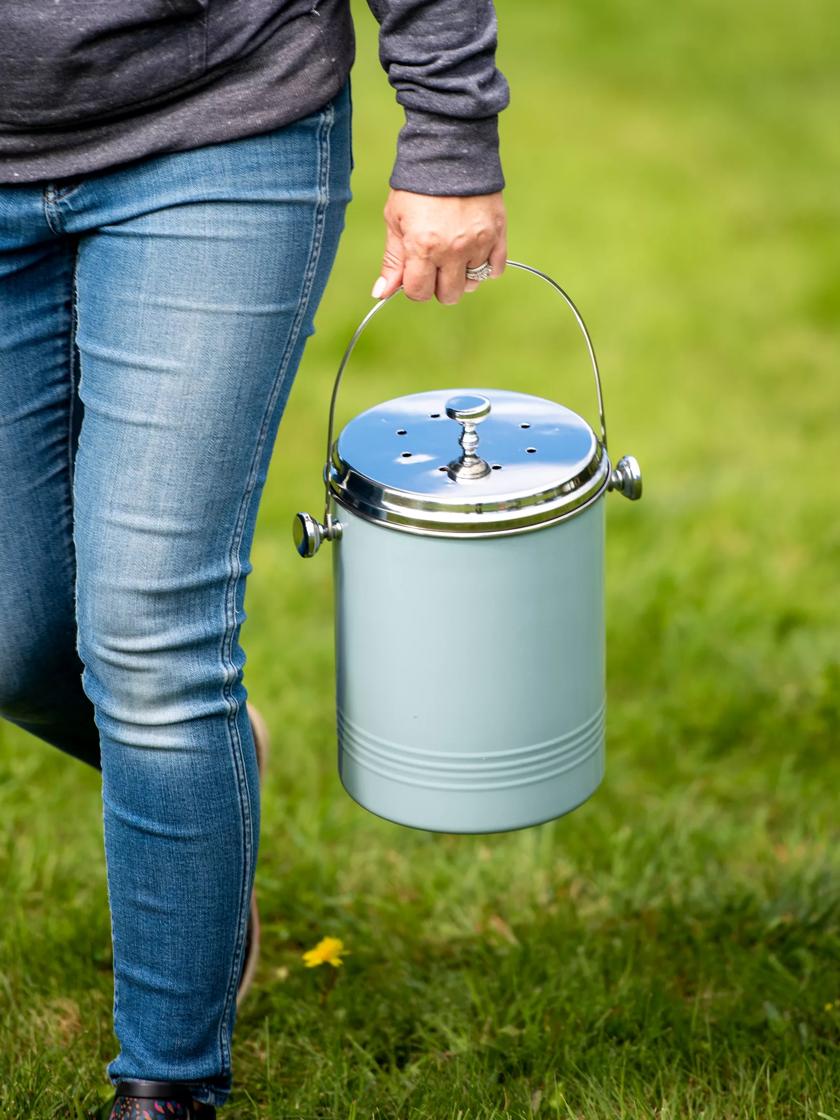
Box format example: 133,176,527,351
371,189,507,305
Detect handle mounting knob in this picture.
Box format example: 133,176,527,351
293,511,342,557
608,454,643,501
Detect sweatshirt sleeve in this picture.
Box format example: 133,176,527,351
365,0,510,196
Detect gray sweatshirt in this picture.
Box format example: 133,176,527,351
0,0,509,193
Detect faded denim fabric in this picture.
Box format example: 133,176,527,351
0,80,351,1108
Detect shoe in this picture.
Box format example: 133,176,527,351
102,1078,216,1119
237,701,270,1008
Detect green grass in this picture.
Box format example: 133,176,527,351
1,0,839,1116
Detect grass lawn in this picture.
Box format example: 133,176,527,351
1,0,838,1116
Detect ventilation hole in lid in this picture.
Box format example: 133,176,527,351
520,423,531,429
526,447,537,453
430,412,441,418
438,465,448,472
396,429,407,435
491,464,502,470
401,451,412,458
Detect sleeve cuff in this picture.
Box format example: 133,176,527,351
389,109,505,197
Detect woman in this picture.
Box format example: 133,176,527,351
0,0,508,1115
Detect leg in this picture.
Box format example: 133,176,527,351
66,85,351,1108
0,197,101,769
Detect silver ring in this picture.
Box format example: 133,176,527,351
465,261,493,282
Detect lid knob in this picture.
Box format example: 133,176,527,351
445,394,492,481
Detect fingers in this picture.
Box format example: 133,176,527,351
371,224,405,300
402,254,438,302
436,225,497,303
463,250,489,295
436,256,469,304
374,190,508,305
463,235,507,295
488,235,507,281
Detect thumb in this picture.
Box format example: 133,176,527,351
372,225,405,299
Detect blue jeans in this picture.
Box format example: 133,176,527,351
0,81,352,1108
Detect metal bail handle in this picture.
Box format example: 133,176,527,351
317,261,612,532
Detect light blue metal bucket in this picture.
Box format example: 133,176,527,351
294,262,642,833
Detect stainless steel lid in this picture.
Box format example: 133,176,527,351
328,387,610,537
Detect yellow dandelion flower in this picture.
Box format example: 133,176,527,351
302,936,347,968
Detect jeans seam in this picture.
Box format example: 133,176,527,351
67,242,79,520
66,240,84,739
210,97,337,1092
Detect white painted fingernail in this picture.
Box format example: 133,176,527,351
371,277,387,299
